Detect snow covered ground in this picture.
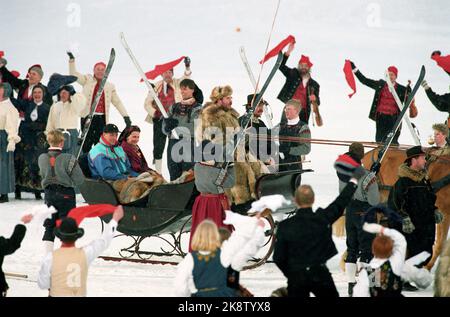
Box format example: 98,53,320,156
1,0,449,297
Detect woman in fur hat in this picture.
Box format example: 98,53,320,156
0,83,21,203
45,85,87,155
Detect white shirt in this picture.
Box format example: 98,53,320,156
287,117,300,126
37,219,118,291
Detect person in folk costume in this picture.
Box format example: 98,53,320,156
67,52,131,154
335,142,380,296
45,84,87,156
189,103,240,251
388,146,440,272
0,213,33,297
435,238,450,297
0,56,53,106
0,83,21,203
174,211,266,297
239,94,275,165
37,204,124,297
277,41,321,125
88,123,139,181
162,79,203,181
422,51,450,136
12,84,50,200
144,57,192,174
353,222,433,297
38,130,85,253
427,123,449,160
273,159,366,297
348,60,417,145
272,99,311,174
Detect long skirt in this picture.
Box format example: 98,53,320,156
189,193,232,251
15,128,47,192
0,130,15,194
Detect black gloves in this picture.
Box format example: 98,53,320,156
349,61,356,70
184,56,191,68
164,118,178,132
67,51,75,60
370,161,381,174
124,116,132,128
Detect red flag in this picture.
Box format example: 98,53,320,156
431,52,450,74
140,56,185,81
259,35,296,64
56,204,118,227
0,51,4,58
343,60,357,98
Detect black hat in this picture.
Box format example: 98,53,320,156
47,73,78,96
103,123,119,133
54,217,84,242
405,145,425,161
245,93,267,109
57,84,76,96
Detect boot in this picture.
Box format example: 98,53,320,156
35,192,42,200
43,241,54,255
154,159,163,174
345,263,357,297
15,189,21,200
0,194,9,203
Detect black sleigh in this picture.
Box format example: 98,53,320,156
78,154,312,268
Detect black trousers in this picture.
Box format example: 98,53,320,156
43,185,76,242
167,138,195,181
345,200,375,264
375,113,401,145
153,118,167,161
81,115,106,154
287,265,339,298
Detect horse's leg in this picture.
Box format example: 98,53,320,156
426,213,450,270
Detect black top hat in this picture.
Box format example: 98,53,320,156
103,123,119,134
405,145,425,161
54,217,84,242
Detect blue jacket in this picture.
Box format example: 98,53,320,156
88,138,139,180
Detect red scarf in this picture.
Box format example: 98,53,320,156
259,35,296,64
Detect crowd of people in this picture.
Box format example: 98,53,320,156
0,43,449,297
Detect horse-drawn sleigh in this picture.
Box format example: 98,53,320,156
78,157,312,269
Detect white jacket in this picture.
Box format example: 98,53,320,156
173,214,265,297
0,98,21,144
143,68,191,123
69,60,128,123
46,93,87,132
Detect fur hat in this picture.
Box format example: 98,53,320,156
210,85,233,103
47,73,78,96
54,217,84,242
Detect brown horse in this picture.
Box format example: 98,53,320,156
362,148,450,270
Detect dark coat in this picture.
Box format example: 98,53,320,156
273,182,357,277
354,70,411,121
277,54,320,109
424,87,450,120
238,115,273,162
0,224,27,294
388,164,437,260
0,66,53,105
120,140,149,174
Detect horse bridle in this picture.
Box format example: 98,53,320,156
370,149,393,192
426,154,450,193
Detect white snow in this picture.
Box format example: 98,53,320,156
1,0,449,297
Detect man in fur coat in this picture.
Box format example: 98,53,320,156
388,146,438,268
